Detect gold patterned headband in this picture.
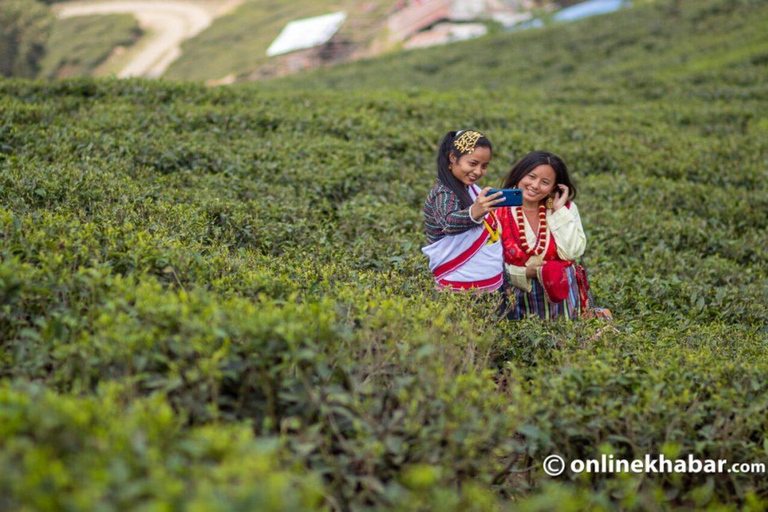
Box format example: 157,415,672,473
453,130,483,154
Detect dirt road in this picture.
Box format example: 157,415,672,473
54,1,243,78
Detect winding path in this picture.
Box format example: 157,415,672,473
54,1,243,78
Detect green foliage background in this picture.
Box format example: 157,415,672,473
1,0,767,510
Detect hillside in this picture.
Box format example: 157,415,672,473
1,0,768,510
38,13,143,78
164,0,399,81
269,0,768,95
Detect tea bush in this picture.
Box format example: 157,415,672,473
2,0,768,510
0,382,325,511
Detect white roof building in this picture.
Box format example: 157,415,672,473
266,12,347,57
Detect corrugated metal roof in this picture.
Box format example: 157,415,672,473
266,12,347,57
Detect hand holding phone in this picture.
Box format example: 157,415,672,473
470,188,507,221
487,188,523,207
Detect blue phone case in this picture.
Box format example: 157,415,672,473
488,188,523,207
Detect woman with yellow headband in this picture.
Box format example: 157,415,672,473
421,130,506,292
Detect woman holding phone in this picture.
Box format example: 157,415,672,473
421,130,506,292
496,150,596,320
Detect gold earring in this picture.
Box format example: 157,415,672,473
546,197,555,209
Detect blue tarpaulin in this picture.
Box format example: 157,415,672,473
552,0,630,22
509,0,631,31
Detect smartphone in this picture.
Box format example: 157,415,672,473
488,188,523,207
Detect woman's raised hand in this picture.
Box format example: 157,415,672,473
469,187,504,221
553,184,569,211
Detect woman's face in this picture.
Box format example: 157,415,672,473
450,146,491,187
517,164,556,204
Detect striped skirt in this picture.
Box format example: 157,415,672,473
506,265,581,320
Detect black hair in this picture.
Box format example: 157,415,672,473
436,130,493,209
502,150,577,202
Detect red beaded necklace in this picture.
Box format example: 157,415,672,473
515,204,548,255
